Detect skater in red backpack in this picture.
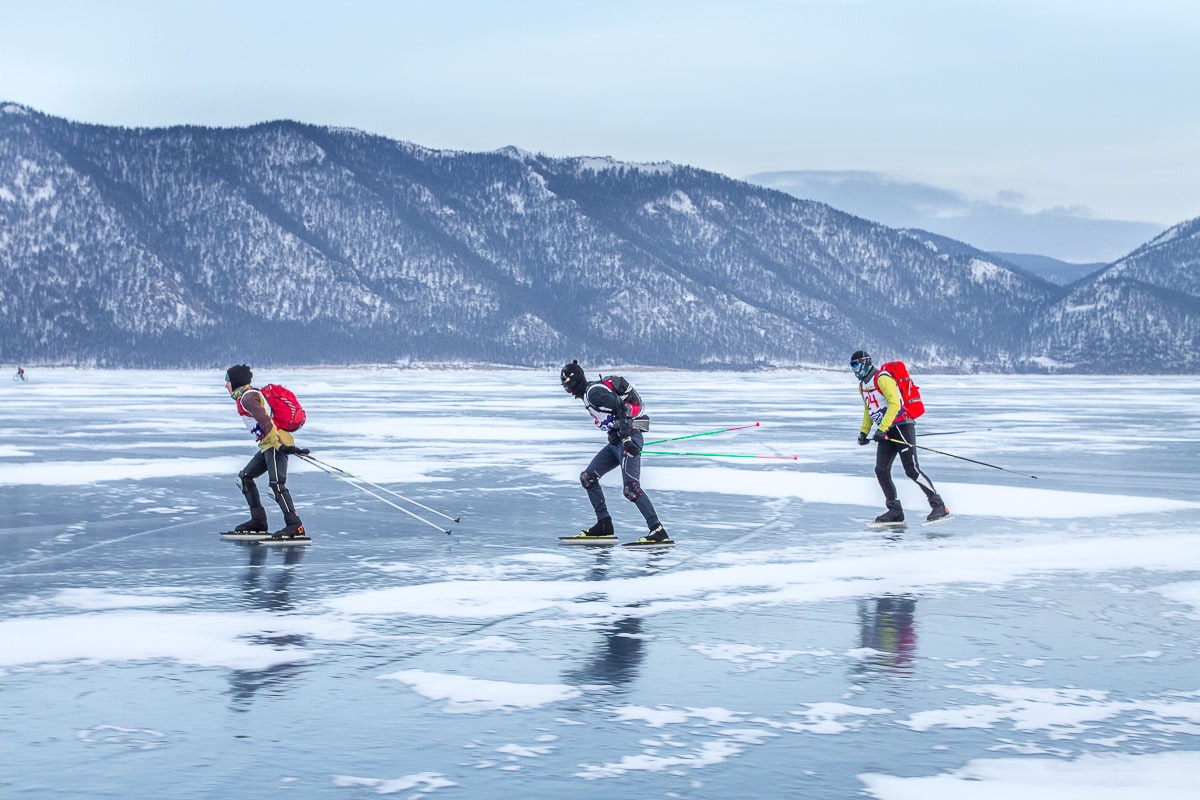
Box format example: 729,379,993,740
559,360,673,547
224,364,306,539
852,350,950,525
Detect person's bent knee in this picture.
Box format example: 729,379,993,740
623,480,644,502
580,470,600,489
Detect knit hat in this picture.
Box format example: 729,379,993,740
225,364,253,389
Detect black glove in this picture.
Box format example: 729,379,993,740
281,445,311,456
622,438,642,458
872,429,888,444
857,432,869,446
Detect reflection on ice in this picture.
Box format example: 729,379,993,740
852,596,918,678
561,615,646,692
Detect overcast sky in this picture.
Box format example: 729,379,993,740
2,0,1197,227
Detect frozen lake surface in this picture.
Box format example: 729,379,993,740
2,368,1199,799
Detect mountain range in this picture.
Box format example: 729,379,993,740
1,103,1196,372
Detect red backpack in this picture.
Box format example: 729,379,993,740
879,361,925,419
260,384,307,432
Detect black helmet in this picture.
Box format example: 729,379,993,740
225,364,253,389
850,350,873,381
560,360,587,397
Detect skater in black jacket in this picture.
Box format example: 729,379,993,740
559,360,673,546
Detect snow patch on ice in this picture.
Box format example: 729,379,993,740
610,705,743,728
578,702,886,779
44,588,192,610
76,724,168,751
331,772,457,795
647,466,1197,518
898,684,1200,739
378,669,581,713
451,636,522,654
690,642,809,670
575,739,748,779
860,750,1200,800
0,611,358,669
1149,580,1200,618
495,742,555,757
0,457,239,486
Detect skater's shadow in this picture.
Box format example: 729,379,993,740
226,542,309,711
851,595,918,679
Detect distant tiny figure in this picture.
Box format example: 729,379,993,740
15,366,26,381
852,350,949,525
559,360,673,547
224,364,306,539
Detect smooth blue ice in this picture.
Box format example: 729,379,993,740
2,369,1198,799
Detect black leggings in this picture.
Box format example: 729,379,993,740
238,447,296,516
875,423,941,508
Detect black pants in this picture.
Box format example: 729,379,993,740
580,430,660,528
239,447,297,518
875,422,942,509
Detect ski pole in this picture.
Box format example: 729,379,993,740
884,437,1038,479
297,453,460,523
644,449,798,461
299,456,453,535
646,422,760,447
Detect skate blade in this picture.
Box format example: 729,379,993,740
621,539,676,549
220,532,272,540
256,536,313,546
921,515,956,528
867,522,908,531
559,535,619,546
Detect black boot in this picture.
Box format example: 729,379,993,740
581,517,615,537
272,511,306,539
622,522,675,547
874,501,904,524
926,498,951,523
234,507,269,532
559,516,617,544
645,523,671,543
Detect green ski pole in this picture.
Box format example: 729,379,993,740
644,449,797,461
646,422,760,447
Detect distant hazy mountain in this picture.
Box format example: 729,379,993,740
745,170,1165,264
990,253,1106,286
1,104,1195,372
1023,217,1200,371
